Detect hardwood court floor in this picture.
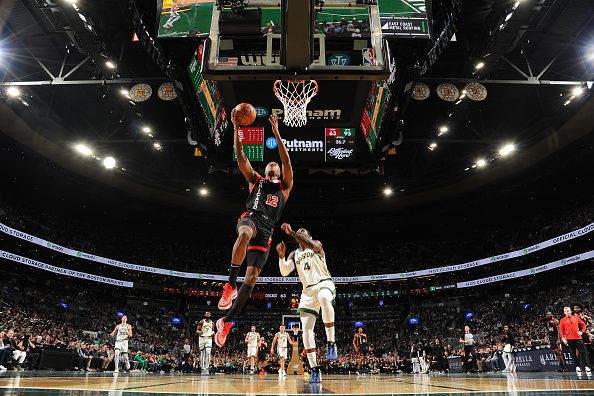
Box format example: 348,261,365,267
0,371,593,395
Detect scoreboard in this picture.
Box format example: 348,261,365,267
234,126,356,163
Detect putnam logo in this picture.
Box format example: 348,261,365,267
281,139,323,152
272,108,342,120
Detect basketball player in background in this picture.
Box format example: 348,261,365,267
110,315,132,374
353,327,369,373
245,326,260,374
271,324,294,380
257,337,268,375
277,225,338,384
572,304,593,370
544,309,568,372
196,311,214,376
162,0,181,29
215,113,293,348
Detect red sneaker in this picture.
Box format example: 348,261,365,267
215,318,233,348
218,283,238,310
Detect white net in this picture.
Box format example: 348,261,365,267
273,80,319,127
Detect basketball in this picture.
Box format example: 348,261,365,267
233,103,257,126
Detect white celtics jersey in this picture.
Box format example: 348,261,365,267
200,319,213,338
116,324,130,341
246,332,259,347
294,247,332,288
277,332,289,348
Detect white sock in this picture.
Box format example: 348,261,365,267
325,325,335,343
306,352,318,368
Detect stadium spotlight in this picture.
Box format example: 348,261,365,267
383,187,393,196
199,187,209,196
499,143,516,157
438,126,448,136
74,144,93,156
6,87,20,97
153,142,162,151
476,158,487,168
120,89,129,97
103,156,116,169
105,60,117,69
142,126,151,134
474,61,485,70
572,86,584,97
428,142,437,151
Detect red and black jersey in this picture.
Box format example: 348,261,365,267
546,318,559,339
245,177,287,224
354,333,368,347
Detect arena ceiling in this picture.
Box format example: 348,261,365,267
0,0,593,216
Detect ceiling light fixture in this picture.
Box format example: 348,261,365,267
103,156,116,169
6,87,20,97
499,143,516,157
74,144,93,156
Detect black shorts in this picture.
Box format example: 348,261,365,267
358,345,369,356
237,211,273,269
550,336,561,351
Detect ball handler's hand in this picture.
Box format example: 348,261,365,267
231,108,239,127
276,241,286,257
281,223,293,235
269,115,280,136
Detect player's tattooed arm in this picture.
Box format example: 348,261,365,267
233,109,260,185
269,115,293,194
128,325,133,338
281,223,323,254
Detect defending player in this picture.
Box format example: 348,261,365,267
196,311,214,376
270,324,294,379
215,113,293,348
245,325,260,374
276,224,337,384
110,315,132,373
353,327,369,373
162,0,181,29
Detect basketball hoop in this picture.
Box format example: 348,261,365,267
273,80,318,127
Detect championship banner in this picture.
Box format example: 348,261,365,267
456,249,594,288
0,250,133,288
1,221,593,284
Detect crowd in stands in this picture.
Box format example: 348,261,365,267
0,261,592,375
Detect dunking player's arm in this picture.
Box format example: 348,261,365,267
233,110,260,186
270,116,293,194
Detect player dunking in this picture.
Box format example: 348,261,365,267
215,113,293,348
276,225,338,384
196,311,214,376
162,0,181,29
111,315,132,373
271,324,294,380
353,327,369,373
